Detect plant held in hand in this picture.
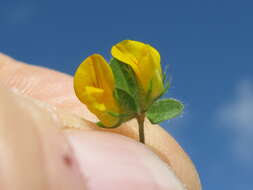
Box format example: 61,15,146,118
74,40,184,144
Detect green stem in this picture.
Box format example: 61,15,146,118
137,114,145,144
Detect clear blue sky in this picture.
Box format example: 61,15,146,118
1,0,253,189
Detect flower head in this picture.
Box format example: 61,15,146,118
111,40,164,101
74,54,120,127
74,40,183,133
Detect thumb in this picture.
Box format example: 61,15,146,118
0,86,185,190
0,53,201,190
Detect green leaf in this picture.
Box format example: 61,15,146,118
110,58,141,113
110,58,138,95
110,58,131,94
160,78,170,97
96,121,121,128
146,98,184,124
114,88,138,113
162,64,169,83
160,64,170,98
107,111,132,118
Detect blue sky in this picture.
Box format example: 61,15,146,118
1,0,253,189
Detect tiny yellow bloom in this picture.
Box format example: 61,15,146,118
74,54,120,127
111,40,164,100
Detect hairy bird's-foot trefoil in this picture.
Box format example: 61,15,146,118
74,40,184,144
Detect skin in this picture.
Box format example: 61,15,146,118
0,53,201,190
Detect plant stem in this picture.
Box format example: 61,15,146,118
137,114,145,144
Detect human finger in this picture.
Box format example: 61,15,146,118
0,53,201,190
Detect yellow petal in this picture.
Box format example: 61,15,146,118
74,54,120,127
74,54,114,99
83,86,106,112
111,40,164,99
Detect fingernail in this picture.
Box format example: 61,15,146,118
66,130,186,190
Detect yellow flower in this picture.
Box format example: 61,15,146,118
74,54,120,127
111,40,164,100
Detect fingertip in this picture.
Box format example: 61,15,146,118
65,130,186,190
0,53,201,189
